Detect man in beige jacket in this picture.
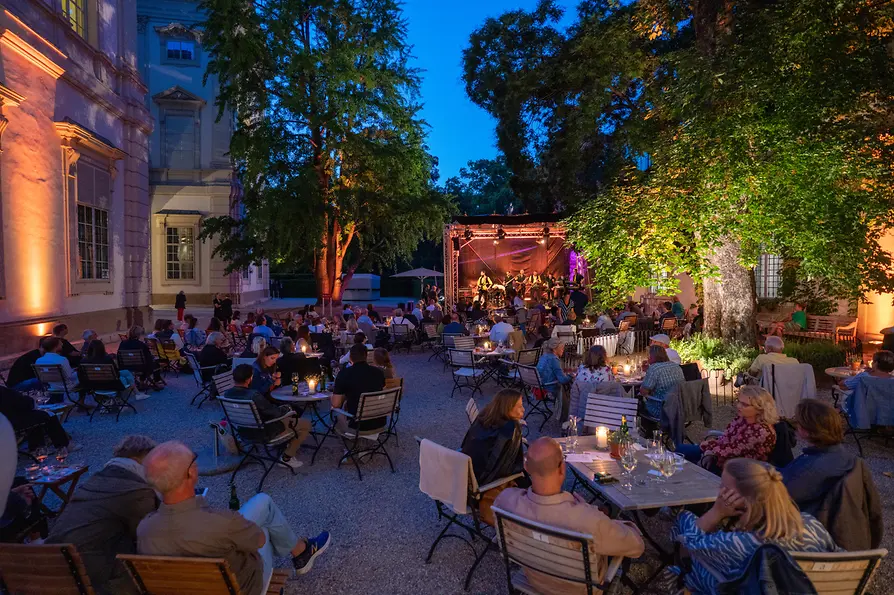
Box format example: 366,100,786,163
494,437,645,593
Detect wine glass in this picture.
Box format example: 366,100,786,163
34,447,49,464
55,447,69,464
658,450,677,495
566,416,579,454
620,448,637,491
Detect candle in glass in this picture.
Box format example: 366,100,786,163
301,344,307,353
484,341,491,351
623,363,631,375
596,426,609,448
308,378,317,394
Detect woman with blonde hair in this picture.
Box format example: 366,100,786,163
673,458,839,594
345,317,359,334
678,386,778,472
373,347,396,379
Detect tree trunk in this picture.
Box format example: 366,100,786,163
705,237,758,345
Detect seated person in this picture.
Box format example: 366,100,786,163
52,323,81,365
570,344,614,416
82,340,148,401
494,438,644,593
275,338,305,384
80,329,98,357
6,341,47,393
373,348,396,380
240,336,267,359
295,326,312,353
782,399,881,549
184,316,207,351
595,309,616,332
252,317,276,340
118,325,164,390
536,338,573,419
747,336,798,378
331,344,386,432
840,348,894,391
367,305,381,324
151,319,184,350
671,297,685,319
250,346,281,396
649,333,680,364
614,302,637,326
338,332,368,365
138,442,330,594
768,303,807,337
461,389,528,488
46,436,159,594
0,385,70,451
489,315,514,344
672,458,839,595
35,337,80,394
441,313,468,336
677,386,777,472
639,345,685,420
657,301,676,326
532,325,551,348
198,332,232,380
389,308,416,331
225,365,310,470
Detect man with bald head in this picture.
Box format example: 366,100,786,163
493,437,644,593
137,441,330,595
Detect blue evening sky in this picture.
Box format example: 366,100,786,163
403,0,574,182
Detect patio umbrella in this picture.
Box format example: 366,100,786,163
390,268,444,281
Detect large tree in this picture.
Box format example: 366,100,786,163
198,0,453,302
445,157,521,215
465,0,894,343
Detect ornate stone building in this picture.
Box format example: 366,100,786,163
0,0,153,355
137,0,268,308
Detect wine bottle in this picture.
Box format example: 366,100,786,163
228,483,240,511
620,415,629,436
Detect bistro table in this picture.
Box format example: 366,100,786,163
29,464,89,516
825,366,865,380
37,402,75,423
270,386,333,453
559,435,719,593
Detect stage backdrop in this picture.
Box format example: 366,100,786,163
458,237,568,291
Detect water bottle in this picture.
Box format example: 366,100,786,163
228,483,240,511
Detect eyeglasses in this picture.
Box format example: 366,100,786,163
186,452,198,478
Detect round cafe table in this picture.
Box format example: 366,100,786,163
825,366,863,380
270,386,333,453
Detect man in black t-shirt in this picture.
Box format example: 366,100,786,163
7,342,46,392
332,344,385,431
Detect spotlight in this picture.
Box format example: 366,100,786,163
464,227,473,241
494,226,505,245
539,226,550,245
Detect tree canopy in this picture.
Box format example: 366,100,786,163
464,0,894,341
198,0,454,300
445,157,520,216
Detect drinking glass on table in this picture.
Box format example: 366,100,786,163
619,448,637,491
657,450,677,495
55,447,69,464
566,416,579,453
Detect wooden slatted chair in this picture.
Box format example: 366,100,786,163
516,364,555,432
116,348,161,388
184,352,228,408
491,506,625,595
382,377,405,446
212,370,235,399
792,549,887,595
453,336,476,351
146,338,174,377
421,323,439,350
582,393,639,432
117,554,289,595
0,543,95,594
217,396,300,492
315,387,401,480
78,363,136,422
32,363,88,413
448,350,486,399
465,398,479,425
390,323,413,354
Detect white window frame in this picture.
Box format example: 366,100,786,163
76,203,110,280
62,0,85,37
756,253,782,299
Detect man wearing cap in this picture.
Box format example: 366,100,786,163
650,334,681,365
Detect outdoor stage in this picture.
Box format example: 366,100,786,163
442,214,588,309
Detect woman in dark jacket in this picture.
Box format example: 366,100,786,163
220,294,234,325
198,332,231,381
461,389,528,487
117,326,164,390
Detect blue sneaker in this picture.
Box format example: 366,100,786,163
292,531,331,575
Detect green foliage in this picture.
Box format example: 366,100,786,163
445,157,521,216
197,0,453,294
671,336,759,376
463,0,894,314
783,342,848,374
778,277,839,317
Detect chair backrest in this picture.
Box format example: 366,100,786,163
0,543,95,594
453,336,475,351
391,324,410,339
117,349,147,371
217,396,264,432
33,363,67,387
356,387,401,424
160,338,179,353
583,393,639,430
442,334,461,349
516,364,542,389
661,317,677,331
212,370,235,396
183,352,205,385
78,364,124,391
117,554,241,595
618,320,631,332
760,363,816,419
232,357,256,368
423,323,438,338
146,338,165,360
517,348,541,366
384,377,404,390
448,349,476,368
491,506,598,594
791,549,887,595
465,398,479,424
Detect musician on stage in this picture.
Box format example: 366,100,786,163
477,271,493,292
515,269,527,298
503,271,516,293
527,271,543,300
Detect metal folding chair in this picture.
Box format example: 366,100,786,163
183,352,227,408
448,349,487,399
32,363,88,413
516,364,555,431
78,363,136,422
390,324,413,354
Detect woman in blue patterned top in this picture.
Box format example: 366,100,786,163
672,458,839,594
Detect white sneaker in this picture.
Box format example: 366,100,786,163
279,456,304,471
134,392,151,401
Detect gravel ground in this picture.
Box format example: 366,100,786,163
29,351,894,595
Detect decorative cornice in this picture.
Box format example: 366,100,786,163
0,84,26,108
0,30,65,79
154,23,203,42
55,121,126,161
153,85,206,106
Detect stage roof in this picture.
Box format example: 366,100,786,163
450,213,566,226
